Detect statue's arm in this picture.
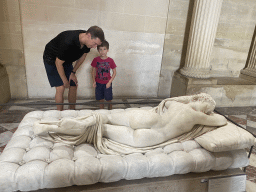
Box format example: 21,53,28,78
103,124,166,147
197,112,227,126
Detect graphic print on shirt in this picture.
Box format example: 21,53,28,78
97,61,110,81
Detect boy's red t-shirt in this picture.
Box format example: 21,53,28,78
91,56,117,84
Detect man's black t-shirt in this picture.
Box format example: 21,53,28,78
43,30,90,65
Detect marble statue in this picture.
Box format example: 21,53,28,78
34,93,227,154
104,98,227,147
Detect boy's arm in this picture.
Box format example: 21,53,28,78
106,68,116,88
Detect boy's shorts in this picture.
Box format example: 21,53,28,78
43,59,76,87
95,82,113,101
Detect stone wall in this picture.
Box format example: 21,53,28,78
0,0,255,100
159,0,256,98
0,64,11,108
210,0,256,77
158,0,193,97
20,0,169,98
0,0,27,98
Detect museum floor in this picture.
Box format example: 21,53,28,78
1,98,256,192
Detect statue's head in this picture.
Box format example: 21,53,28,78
190,93,216,114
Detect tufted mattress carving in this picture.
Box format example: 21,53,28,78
0,109,251,192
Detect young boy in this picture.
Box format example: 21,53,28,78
91,40,117,110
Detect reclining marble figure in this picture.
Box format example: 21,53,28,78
34,93,227,154
2,93,255,192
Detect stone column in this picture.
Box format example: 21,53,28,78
180,0,223,78
240,36,256,80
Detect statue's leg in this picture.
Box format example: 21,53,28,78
58,116,97,135
103,124,134,146
33,121,59,135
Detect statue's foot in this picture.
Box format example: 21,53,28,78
33,121,58,135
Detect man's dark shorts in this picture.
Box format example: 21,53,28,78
95,82,113,101
43,59,76,87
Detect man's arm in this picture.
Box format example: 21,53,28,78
91,67,96,88
69,53,88,85
55,57,69,88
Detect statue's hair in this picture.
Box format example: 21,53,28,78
172,93,216,108
190,93,216,107
152,93,216,115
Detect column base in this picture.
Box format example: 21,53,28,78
240,70,256,83
171,72,256,107
180,67,211,78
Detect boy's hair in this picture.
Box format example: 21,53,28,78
97,40,109,50
86,26,105,42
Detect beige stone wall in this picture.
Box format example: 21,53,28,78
158,0,192,97
20,0,169,98
210,0,256,77
159,0,256,98
1,0,256,99
0,0,27,98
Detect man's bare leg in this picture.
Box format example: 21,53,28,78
68,86,77,110
107,100,112,110
55,86,65,111
99,99,104,109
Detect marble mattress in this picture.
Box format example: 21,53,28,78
0,108,255,192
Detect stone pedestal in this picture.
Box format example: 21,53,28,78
171,72,256,107
0,65,11,109
171,72,217,97
35,168,245,192
240,72,256,83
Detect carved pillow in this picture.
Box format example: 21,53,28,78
195,122,256,152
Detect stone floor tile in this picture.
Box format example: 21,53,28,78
8,106,35,111
246,165,256,181
9,127,18,133
247,120,256,128
76,100,95,103
0,126,8,134
41,106,59,110
0,145,5,153
0,123,20,130
215,107,255,116
249,153,256,166
0,110,32,121
227,115,247,126
231,115,247,120
248,115,256,122
0,131,13,147
246,126,256,136
13,99,42,104
246,180,256,192
249,108,256,115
